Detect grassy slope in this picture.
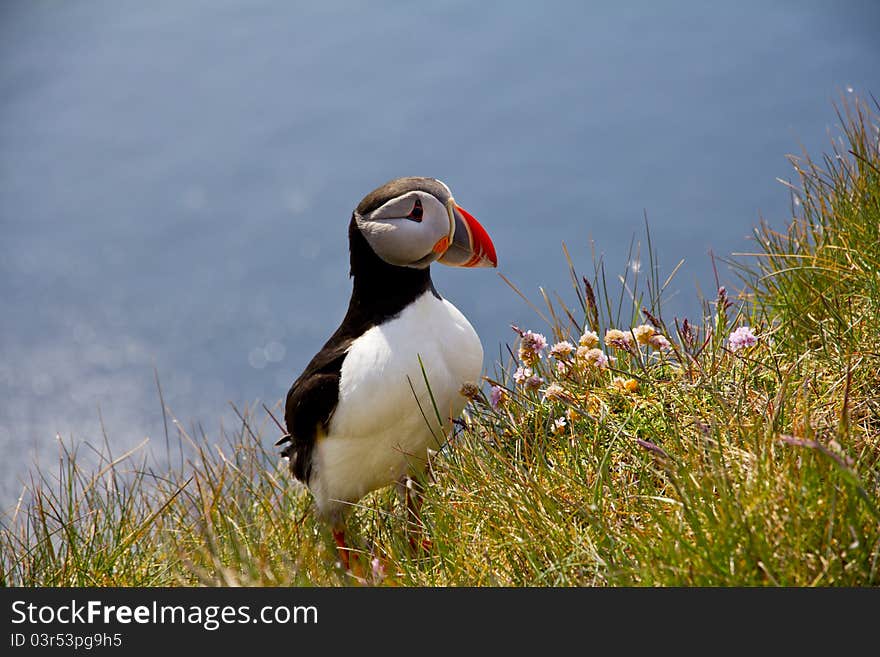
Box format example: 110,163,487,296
2,98,879,587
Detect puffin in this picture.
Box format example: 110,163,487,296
277,176,497,569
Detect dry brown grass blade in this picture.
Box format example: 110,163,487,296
498,272,551,325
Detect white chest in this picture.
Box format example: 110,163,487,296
312,291,483,510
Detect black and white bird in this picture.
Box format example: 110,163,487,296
277,177,497,569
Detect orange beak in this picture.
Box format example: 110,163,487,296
437,201,497,268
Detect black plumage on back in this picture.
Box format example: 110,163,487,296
279,214,438,483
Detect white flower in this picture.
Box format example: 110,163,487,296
604,329,634,350
543,383,567,401
549,341,575,359
578,331,599,348
552,417,567,435
513,366,533,385
576,346,609,369
632,324,656,345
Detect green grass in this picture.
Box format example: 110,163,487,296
2,96,879,587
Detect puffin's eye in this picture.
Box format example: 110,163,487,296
407,199,423,222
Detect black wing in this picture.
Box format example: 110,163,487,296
278,214,436,485
278,343,350,484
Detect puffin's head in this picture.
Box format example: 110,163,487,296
353,177,497,269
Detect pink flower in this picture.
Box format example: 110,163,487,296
728,326,757,352
522,330,548,352
489,385,507,409
648,334,671,350
552,417,567,435
519,330,548,364
525,374,544,390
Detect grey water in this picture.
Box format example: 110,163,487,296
1,1,879,507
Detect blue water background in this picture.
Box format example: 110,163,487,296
1,1,878,504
